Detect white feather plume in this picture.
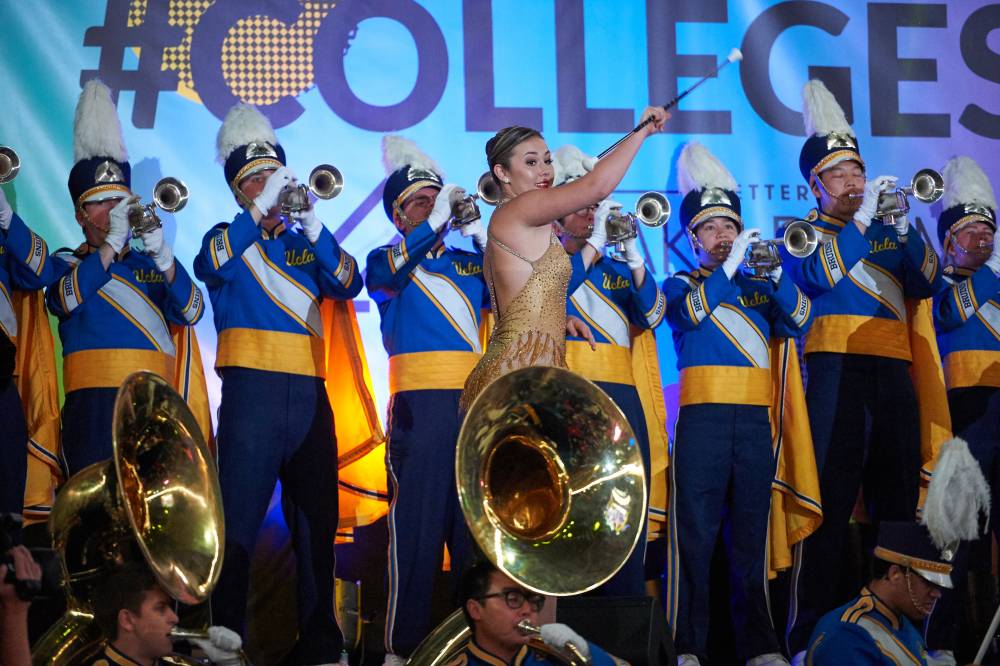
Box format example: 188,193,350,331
802,79,854,138
381,135,443,178
677,142,737,196
921,438,990,550
553,145,596,186
942,156,997,212
216,104,278,164
73,79,128,163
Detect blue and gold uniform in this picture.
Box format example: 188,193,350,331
785,81,945,655
664,143,813,664
447,640,616,666
806,588,929,665
196,103,361,663
368,137,490,658
0,211,63,520
86,643,169,666
565,251,667,596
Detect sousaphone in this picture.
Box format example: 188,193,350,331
32,371,225,665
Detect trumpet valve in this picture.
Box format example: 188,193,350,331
127,202,162,235
449,191,481,228
279,183,312,214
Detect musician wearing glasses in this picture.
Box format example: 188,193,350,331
924,156,1000,660
365,136,489,664
784,82,945,660
663,143,812,666
452,560,618,665
49,80,204,476
551,144,668,598
194,104,362,664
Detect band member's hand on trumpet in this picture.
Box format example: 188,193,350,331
173,625,246,665
721,228,762,279
852,174,897,232
290,203,323,243
0,181,12,231
250,165,295,221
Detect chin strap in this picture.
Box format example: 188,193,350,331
904,567,937,618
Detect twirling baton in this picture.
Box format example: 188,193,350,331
596,48,743,159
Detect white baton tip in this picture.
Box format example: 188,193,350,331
728,48,743,63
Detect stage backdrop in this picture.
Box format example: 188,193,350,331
2,0,998,516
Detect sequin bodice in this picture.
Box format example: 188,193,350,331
460,232,571,410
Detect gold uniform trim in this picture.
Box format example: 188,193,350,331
805,315,911,360
566,340,635,385
216,327,326,378
944,350,1000,389
64,349,174,393
679,365,772,406
388,350,481,393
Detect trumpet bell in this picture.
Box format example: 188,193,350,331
783,220,818,259
456,366,646,596
0,146,20,184
153,177,188,213
636,191,670,227
309,164,343,200
477,171,502,206
911,168,944,204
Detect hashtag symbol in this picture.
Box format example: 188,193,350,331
81,0,183,129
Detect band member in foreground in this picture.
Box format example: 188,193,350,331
366,136,490,664
460,107,669,410
925,156,1000,662
49,79,204,475
784,81,946,660
194,104,362,664
552,144,668,598
805,522,950,665
663,143,812,666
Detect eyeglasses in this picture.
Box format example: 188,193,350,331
478,589,546,612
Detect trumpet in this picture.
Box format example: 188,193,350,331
127,176,188,234
517,621,590,665
845,168,944,225
604,192,670,262
278,164,343,215
742,220,819,276
0,146,19,184
449,172,503,228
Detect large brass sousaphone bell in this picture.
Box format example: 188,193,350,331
32,372,224,665
456,366,647,596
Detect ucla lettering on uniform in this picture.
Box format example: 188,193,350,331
133,268,165,283
452,260,482,276
602,273,631,290
738,291,770,308
869,238,898,254
285,247,316,267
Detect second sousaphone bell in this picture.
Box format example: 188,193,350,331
456,366,647,596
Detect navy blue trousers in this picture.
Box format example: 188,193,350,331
384,389,472,657
1,382,28,520
786,353,921,654
588,380,651,598
211,367,342,664
666,403,778,663
61,387,118,476
926,386,1000,651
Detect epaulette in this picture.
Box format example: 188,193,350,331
804,209,819,222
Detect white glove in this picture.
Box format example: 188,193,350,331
986,242,1000,276
540,623,590,660
854,175,897,229
768,265,783,284
106,196,137,254
428,184,461,232
292,206,324,244
589,200,617,254
0,187,12,231
253,166,295,217
191,626,243,666
139,226,174,272
622,236,644,271
722,228,761,279
581,156,597,172
460,217,488,251
893,214,910,241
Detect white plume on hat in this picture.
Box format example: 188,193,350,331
73,79,128,163
941,156,997,212
677,142,737,196
921,438,990,551
216,104,278,164
553,145,597,186
381,135,443,178
802,80,854,138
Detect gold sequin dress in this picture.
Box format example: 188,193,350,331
460,230,572,410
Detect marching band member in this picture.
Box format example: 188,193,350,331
194,103,362,664
663,143,812,666
784,81,947,659
365,136,489,663
48,80,204,475
0,175,62,527
925,156,1000,659
551,144,668,597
